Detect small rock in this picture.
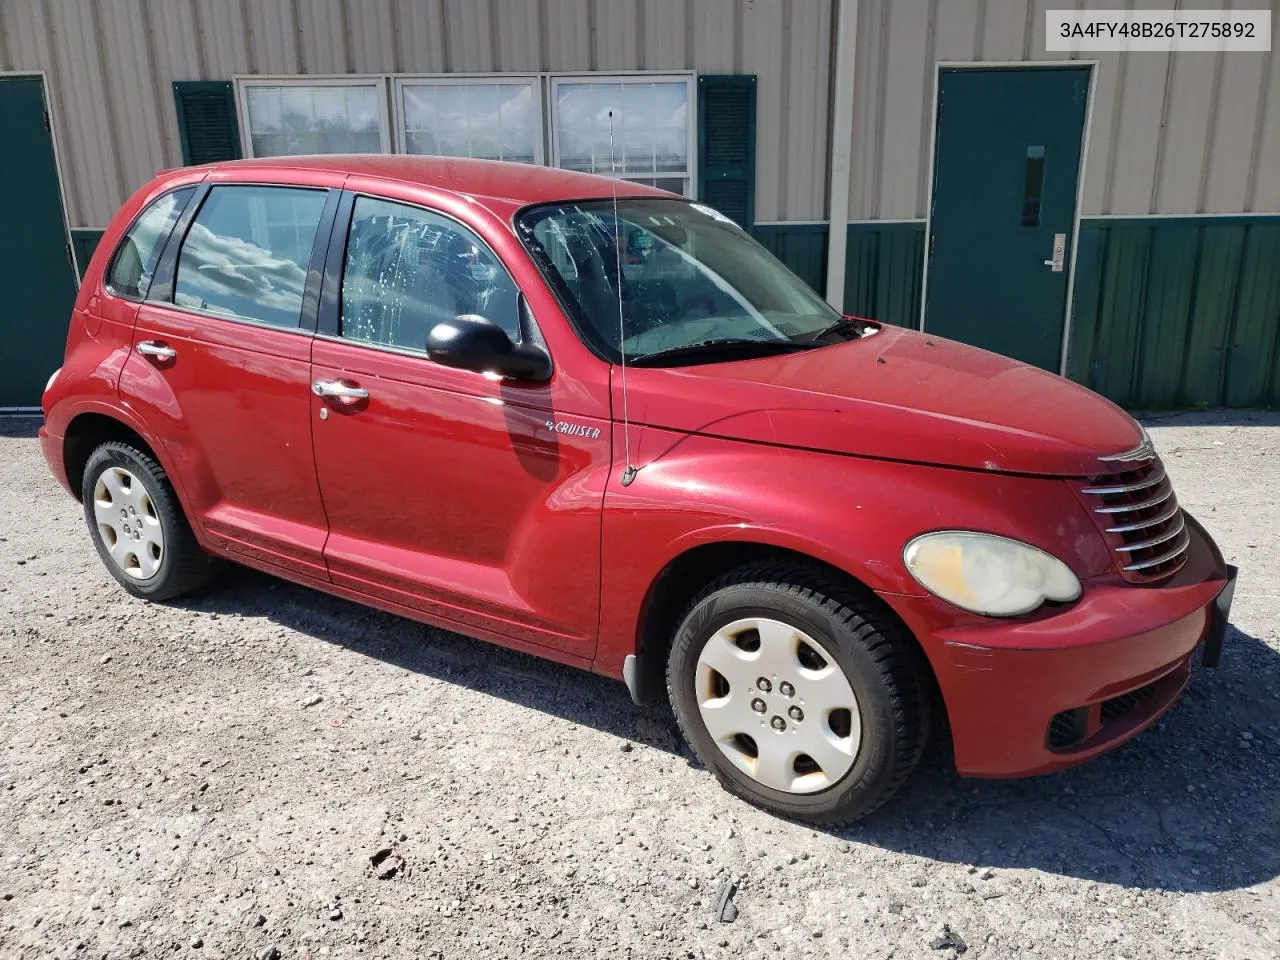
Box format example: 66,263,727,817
714,880,738,923
258,949,281,960
101,654,113,665
328,907,342,921
252,914,266,927
931,924,967,954
1241,730,1254,740
620,741,633,752
910,877,927,888
303,695,323,709
190,937,203,949
887,902,905,915
978,868,995,881
980,891,1004,901
370,848,404,880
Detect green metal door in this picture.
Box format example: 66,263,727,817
924,67,1089,372
0,76,78,409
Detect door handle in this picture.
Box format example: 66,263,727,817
311,379,369,400
136,340,177,360
1043,232,1067,273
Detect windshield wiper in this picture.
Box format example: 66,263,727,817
629,337,817,368
807,316,862,342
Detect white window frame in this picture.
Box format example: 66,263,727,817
548,73,697,198
392,75,545,164
235,76,393,159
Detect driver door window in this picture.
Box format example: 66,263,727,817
340,196,521,351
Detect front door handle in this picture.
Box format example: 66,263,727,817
311,379,369,400
136,340,177,360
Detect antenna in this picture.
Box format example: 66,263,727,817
609,109,638,487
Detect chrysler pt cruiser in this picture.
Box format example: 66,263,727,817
41,156,1237,823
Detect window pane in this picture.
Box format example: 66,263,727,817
174,186,327,328
400,81,538,163
108,188,193,299
245,84,382,157
341,197,521,349
554,79,691,194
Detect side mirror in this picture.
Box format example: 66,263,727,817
425,314,552,383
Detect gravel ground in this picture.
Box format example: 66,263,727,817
1,410,1277,960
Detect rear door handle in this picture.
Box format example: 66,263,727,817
311,379,369,400
136,340,176,360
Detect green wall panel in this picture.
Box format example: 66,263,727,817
1069,216,1280,409
71,229,104,279
1226,224,1280,408
1180,225,1245,406
1132,224,1198,408
845,222,925,328
753,221,925,330
752,223,827,295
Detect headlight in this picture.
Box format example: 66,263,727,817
903,531,1081,617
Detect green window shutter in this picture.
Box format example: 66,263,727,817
697,75,757,230
172,80,242,166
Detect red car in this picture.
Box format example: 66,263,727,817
41,157,1236,823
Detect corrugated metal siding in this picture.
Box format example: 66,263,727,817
761,216,1280,410
1066,217,1280,409
847,0,1278,220
755,221,924,329
0,0,833,229
844,222,926,328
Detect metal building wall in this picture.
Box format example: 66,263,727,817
0,0,834,231
848,0,1280,221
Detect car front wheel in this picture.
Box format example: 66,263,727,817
667,560,931,824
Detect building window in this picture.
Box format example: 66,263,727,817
232,73,695,196
395,78,541,164
550,77,694,196
240,79,389,157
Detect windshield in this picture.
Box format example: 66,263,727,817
517,198,849,364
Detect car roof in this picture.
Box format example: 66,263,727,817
190,154,675,207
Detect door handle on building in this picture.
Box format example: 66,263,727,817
136,340,176,360
1043,232,1067,272
311,379,369,400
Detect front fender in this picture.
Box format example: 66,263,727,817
595,426,1110,679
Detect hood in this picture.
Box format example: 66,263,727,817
619,324,1143,477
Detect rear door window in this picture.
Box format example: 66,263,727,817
173,185,328,328
340,196,521,351
106,187,195,299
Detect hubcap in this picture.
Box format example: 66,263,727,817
92,467,163,580
694,617,862,794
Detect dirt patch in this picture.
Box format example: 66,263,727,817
1,410,1277,958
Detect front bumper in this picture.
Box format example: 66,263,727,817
883,514,1234,778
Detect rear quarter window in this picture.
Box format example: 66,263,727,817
106,187,195,299
173,185,328,329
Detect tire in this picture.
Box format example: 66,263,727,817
81,441,217,601
666,560,931,825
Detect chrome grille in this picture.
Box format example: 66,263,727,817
1077,456,1189,583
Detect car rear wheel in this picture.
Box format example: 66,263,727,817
667,560,931,824
81,441,217,601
